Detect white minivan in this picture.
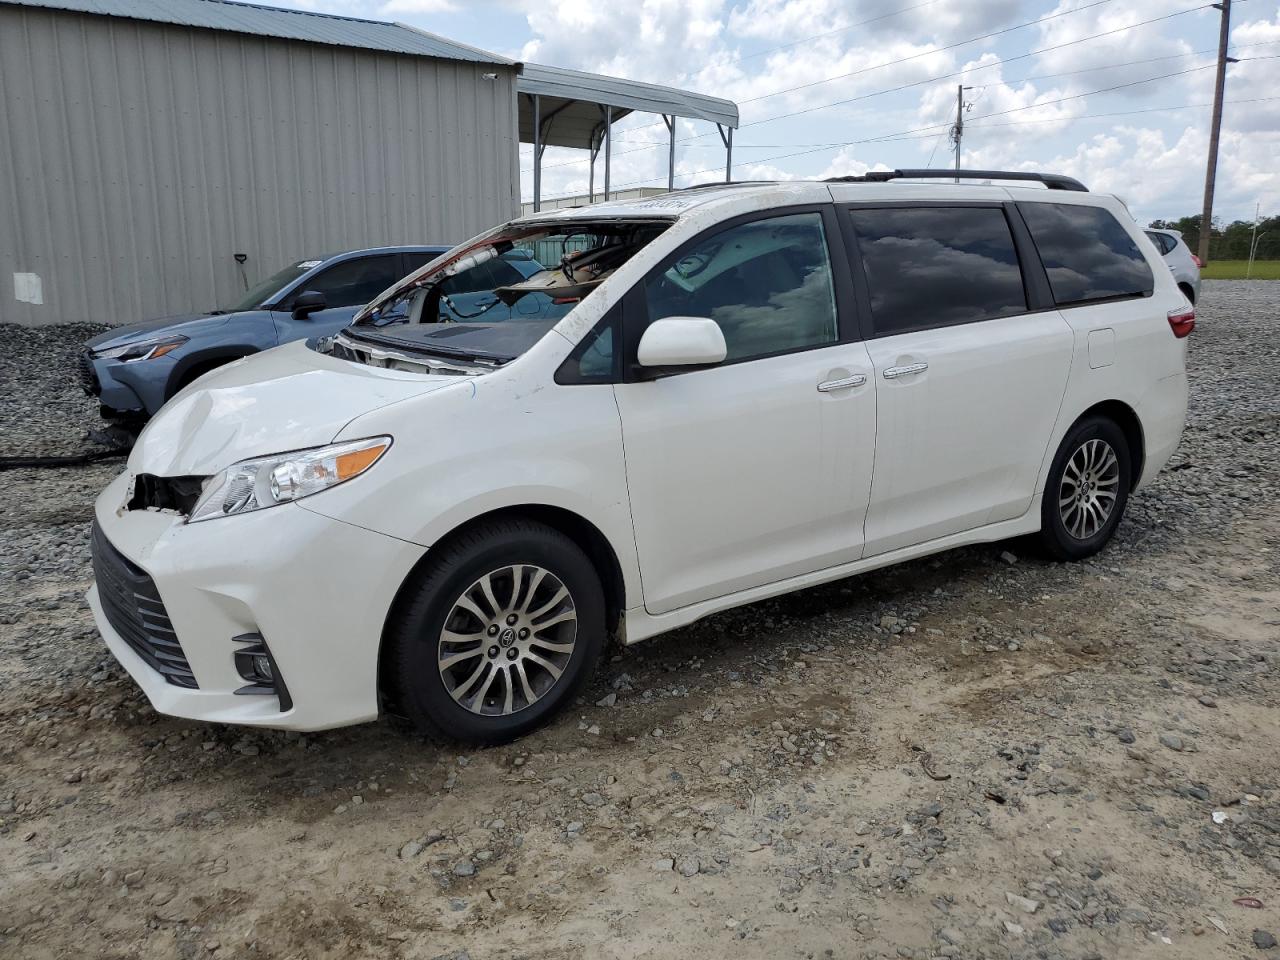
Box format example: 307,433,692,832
88,170,1193,743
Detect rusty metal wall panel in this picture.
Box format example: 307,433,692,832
0,4,520,326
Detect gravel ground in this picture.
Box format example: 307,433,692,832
0,322,110,458
1,281,1278,960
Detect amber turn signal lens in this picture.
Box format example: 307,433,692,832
336,443,388,480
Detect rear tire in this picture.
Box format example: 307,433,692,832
384,518,605,745
1037,416,1132,562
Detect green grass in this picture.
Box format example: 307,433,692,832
1200,259,1280,280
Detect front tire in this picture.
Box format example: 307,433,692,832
384,519,605,745
1038,416,1132,562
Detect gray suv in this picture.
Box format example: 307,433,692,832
80,245,449,422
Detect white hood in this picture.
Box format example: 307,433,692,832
129,340,458,476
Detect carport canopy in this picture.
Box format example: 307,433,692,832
517,62,740,212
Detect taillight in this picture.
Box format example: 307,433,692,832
1190,253,1203,269
1168,306,1195,338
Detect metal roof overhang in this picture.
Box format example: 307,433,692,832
516,62,740,211
517,62,738,147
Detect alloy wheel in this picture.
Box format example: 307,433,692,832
436,564,578,716
1058,438,1120,540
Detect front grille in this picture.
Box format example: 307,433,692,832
77,352,101,396
90,522,197,688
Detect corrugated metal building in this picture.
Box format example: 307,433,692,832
0,0,521,326
521,187,671,217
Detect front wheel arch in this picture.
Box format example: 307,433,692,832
378,505,626,712
164,347,259,401
380,515,607,743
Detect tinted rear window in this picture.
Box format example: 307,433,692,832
846,206,1027,335
1020,203,1154,306
1145,231,1173,255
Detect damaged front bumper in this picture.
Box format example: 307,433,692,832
88,471,426,731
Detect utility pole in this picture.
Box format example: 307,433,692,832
1247,201,1266,278
951,84,973,180
953,84,965,180
1198,0,1236,265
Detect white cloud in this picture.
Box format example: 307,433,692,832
1228,9,1280,133
958,122,1280,225
380,0,459,12
815,148,892,180
269,0,1280,221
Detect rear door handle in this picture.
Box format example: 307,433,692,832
816,374,866,393
883,362,928,380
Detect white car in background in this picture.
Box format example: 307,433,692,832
1146,228,1202,304
88,169,1193,744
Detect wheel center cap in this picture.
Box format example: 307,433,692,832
499,627,517,647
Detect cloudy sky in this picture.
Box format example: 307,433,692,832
287,0,1279,226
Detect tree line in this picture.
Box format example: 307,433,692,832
1148,213,1280,261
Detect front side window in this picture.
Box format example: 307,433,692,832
556,304,620,384
403,250,446,273
298,254,403,309
641,212,839,363
1020,203,1154,306
847,206,1027,335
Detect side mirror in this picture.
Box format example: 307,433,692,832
636,317,727,369
291,290,327,320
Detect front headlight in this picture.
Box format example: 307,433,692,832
94,334,189,362
188,436,392,523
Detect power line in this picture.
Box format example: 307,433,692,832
683,92,1280,150
535,63,1277,202
522,3,1212,175
871,56,1278,141
624,46,1280,151
840,62,1217,144
608,0,1120,147
871,95,1280,139
694,6,1215,133
735,0,1118,107
742,55,1275,150
717,0,945,68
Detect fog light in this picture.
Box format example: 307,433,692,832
250,654,273,683
231,632,292,711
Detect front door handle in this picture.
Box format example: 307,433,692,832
883,362,928,380
817,374,866,393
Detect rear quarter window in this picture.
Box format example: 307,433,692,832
1020,203,1154,306
1145,231,1175,255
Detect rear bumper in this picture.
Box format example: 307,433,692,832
1138,369,1188,489
88,471,425,731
